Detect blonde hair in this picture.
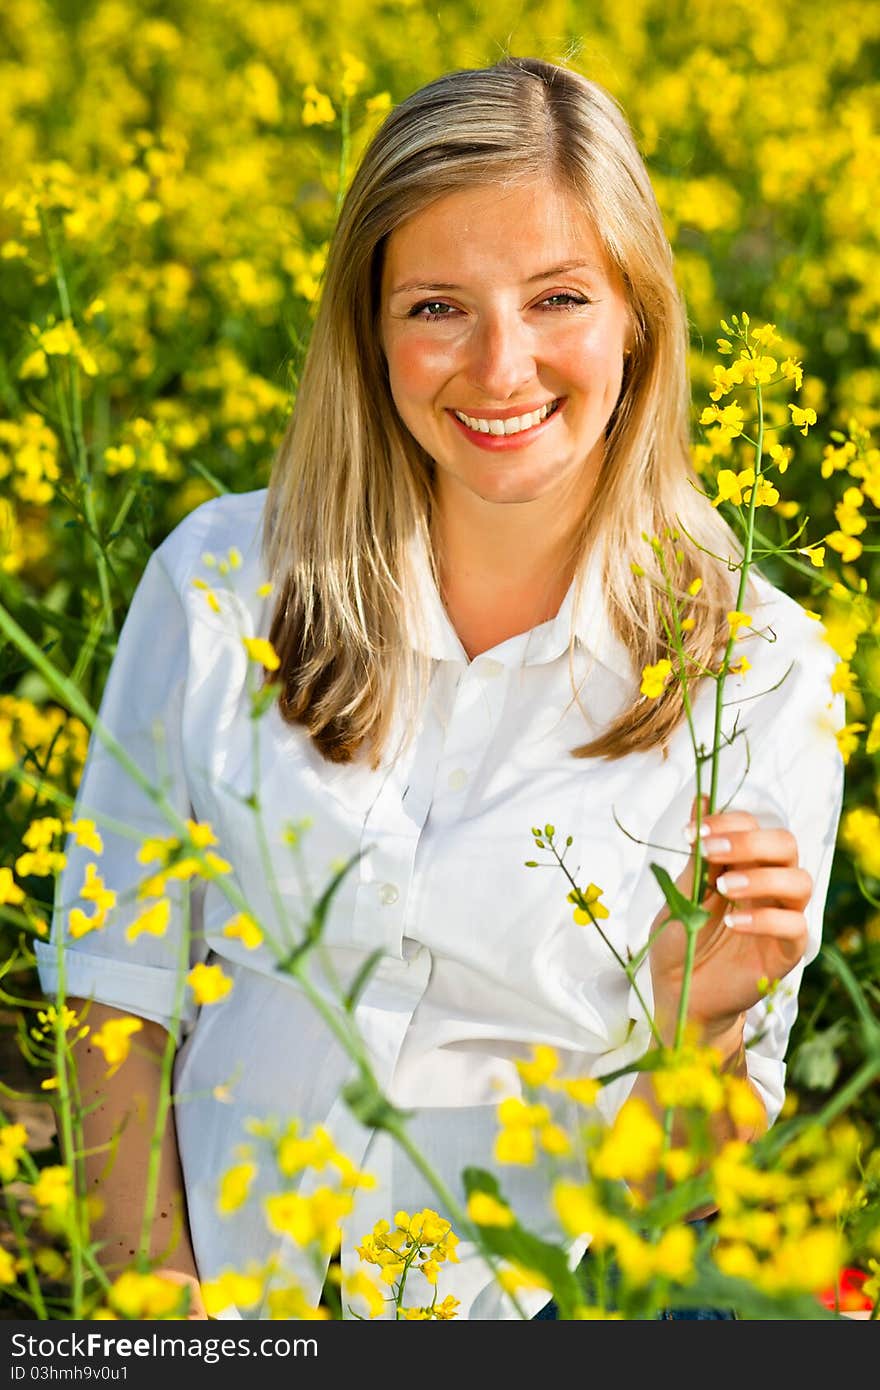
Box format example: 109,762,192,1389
262,55,743,766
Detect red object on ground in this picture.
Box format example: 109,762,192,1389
818,1267,873,1315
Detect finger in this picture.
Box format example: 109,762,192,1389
685,810,759,842
716,866,813,908
698,827,800,868
720,906,809,950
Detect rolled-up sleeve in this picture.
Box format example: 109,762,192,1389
35,543,208,1039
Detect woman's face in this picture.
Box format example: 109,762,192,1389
379,176,632,514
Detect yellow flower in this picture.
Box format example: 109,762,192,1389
201,1269,264,1317
865,713,880,756
738,354,777,385
640,658,673,699
32,1165,72,1213
591,1098,664,1183
302,84,336,126
0,1248,16,1284
687,577,703,596
241,636,280,670
222,912,263,949
126,898,171,942
22,817,64,849
466,1192,515,1227
567,883,611,924
557,1075,601,1107
729,655,751,677
185,818,219,848
109,1271,186,1319
90,1017,143,1076
699,401,745,440
0,1123,28,1182
825,531,863,563
80,862,116,914
0,868,24,905
342,1269,386,1319
68,906,107,939
218,1161,257,1215
187,961,233,1005
515,1043,559,1088
726,610,752,640
781,357,804,389
69,818,103,853
788,404,817,435
835,722,865,764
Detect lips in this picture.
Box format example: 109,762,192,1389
447,397,565,449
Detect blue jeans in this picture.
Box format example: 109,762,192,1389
532,1217,736,1320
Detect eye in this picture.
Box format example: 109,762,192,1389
541,293,590,310
408,300,458,320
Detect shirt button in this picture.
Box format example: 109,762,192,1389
378,882,399,906
448,768,469,790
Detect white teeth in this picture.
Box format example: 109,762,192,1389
454,400,557,435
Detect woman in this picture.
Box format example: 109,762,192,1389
37,56,843,1320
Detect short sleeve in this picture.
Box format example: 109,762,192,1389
34,544,208,1040
622,597,845,1126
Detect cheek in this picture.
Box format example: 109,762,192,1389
387,333,458,406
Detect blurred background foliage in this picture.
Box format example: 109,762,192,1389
1,0,878,1139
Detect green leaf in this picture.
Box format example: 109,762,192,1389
342,1074,413,1131
343,948,385,1012
462,1168,584,1314
651,864,710,934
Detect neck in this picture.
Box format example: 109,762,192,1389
431,479,593,659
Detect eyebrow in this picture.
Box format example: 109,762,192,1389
388,260,604,296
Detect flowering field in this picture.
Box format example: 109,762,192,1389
1,0,879,1321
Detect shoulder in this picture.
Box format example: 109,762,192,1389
153,488,269,590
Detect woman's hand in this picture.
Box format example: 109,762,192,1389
647,804,813,1046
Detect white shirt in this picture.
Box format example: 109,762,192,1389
36,487,844,1319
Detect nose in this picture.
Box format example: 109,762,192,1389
464,309,537,401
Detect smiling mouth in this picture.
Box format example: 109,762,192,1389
451,399,562,436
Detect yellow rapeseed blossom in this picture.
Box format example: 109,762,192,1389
727,610,752,640
591,1098,665,1183
567,883,611,924
640,658,673,698
302,85,336,126
515,1042,559,1088
108,1271,186,1319
788,404,817,435
90,1017,143,1076
31,1165,72,1213
466,1192,516,1227
217,1161,256,1215
222,912,263,949
0,1123,28,1182
835,722,865,764
0,868,25,905
68,818,103,854
126,897,171,943
241,636,280,670
201,1269,264,1317
187,961,233,1005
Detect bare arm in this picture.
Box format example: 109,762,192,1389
67,998,208,1318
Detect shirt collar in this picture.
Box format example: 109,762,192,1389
404,533,636,682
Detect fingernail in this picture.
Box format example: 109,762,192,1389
683,823,708,845
724,910,753,929
717,872,748,896
702,836,732,856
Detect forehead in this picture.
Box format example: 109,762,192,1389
381,177,611,289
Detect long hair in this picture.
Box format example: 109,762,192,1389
262,56,742,766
